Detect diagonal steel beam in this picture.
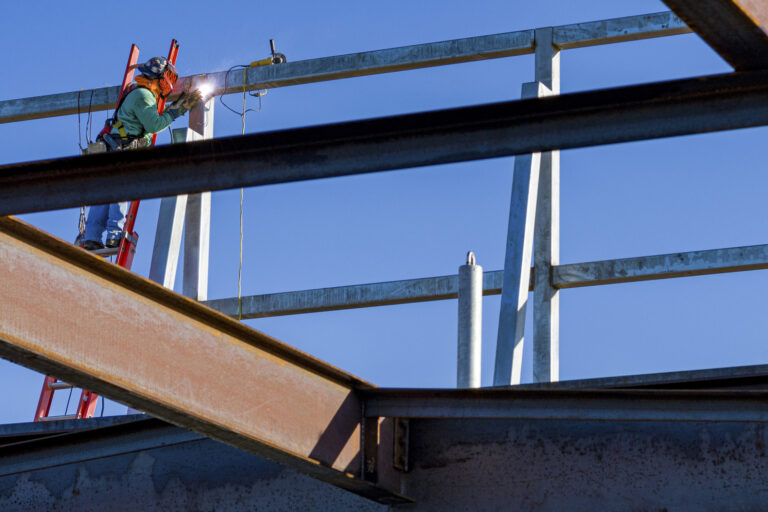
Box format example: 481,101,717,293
0,217,408,504
663,0,768,70
0,12,688,124
3,70,768,217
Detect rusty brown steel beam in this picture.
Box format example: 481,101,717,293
0,216,408,504
662,0,768,69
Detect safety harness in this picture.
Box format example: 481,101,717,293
101,68,176,150
100,83,150,149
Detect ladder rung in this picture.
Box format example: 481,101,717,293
37,414,78,422
90,247,119,257
47,381,73,390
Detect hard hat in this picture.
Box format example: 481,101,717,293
138,57,175,79
136,57,178,98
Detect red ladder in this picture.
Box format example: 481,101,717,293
34,39,180,422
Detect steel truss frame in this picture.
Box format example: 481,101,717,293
2,1,768,503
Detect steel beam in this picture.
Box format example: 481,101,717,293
363,388,768,422
0,417,203,477
182,98,214,301
494,82,549,387
0,217,407,504
0,67,768,215
148,195,187,289
552,243,768,288
0,12,688,125
0,415,144,444
2,70,768,216
663,0,768,70
203,272,507,318
203,243,768,318
457,254,482,389
148,129,189,289
518,363,768,390
533,28,561,384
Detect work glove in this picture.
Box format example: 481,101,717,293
166,90,204,120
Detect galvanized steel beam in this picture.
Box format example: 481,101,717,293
532,28,561,384
3,70,768,216
457,254,483,389
182,99,214,301
203,244,768,318
0,12,688,124
0,217,407,504
494,82,549,387
663,0,768,70
203,272,507,318
552,243,768,288
363,388,768,422
148,129,189,289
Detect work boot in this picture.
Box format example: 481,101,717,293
105,236,122,249
82,240,104,251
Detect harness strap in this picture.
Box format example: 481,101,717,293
114,120,128,139
109,84,150,139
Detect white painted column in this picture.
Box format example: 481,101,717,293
493,81,552,386
533,27,561,383
148,128,189,290
182,97,214,301
457,251,482,389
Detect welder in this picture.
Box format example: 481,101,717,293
81,56,202,250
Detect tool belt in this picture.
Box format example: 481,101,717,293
100,133,149,151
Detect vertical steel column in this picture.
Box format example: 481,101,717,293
533,28,561,383
493,81,551,386
458,251,483,388
183,98,214,301
148,129,188,289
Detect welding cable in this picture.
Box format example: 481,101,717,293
218,64,271,320
218,65,264,118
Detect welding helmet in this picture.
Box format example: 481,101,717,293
137,57,178,98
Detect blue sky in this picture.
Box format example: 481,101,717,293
1,0,766,423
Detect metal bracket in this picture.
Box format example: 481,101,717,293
393,418,409,472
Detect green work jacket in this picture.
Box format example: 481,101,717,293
110,87,174,144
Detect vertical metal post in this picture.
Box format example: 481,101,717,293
458,251,482,389
533,27,561,383
183,96,214,301
493,81,552,386
149,129,188,289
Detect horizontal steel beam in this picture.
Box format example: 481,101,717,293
204,244,768,318
3,70,768,216
0,217,407,503
553,243,768,288
663,0,768,70
0,417,202,477
0,414,144,442
0,12,688,124
519,363,768,390
363,388,768,422
203,272,506,318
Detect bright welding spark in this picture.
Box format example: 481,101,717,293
197,83,213,98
